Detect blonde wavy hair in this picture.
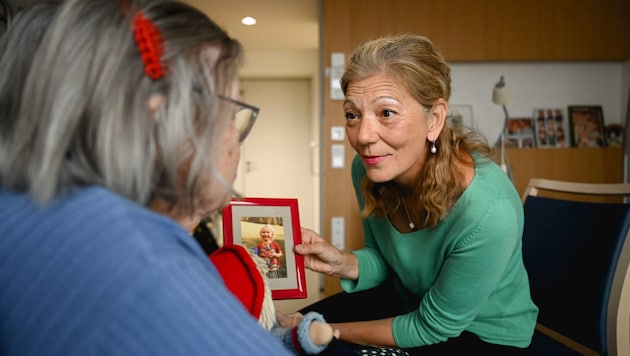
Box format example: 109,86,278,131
341,33,492,228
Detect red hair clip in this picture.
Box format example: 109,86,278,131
133,12,165,80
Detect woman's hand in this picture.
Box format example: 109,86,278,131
295,227,359,280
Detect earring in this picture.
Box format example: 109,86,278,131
430,141,437,154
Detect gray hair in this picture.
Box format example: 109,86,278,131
1,0,243,213
0,0,61,169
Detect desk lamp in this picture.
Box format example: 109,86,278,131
492,75,511,176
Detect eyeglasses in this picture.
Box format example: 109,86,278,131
217,95,260,142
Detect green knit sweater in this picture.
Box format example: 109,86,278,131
341,154,538,348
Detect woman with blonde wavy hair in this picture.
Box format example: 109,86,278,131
285,33,538,355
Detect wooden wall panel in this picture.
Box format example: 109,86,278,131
507,147,624,197
323,0,630,62
321,0,355,295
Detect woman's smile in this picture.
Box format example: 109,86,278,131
363,155,388,165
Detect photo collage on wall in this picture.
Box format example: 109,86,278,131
503,105,628,149
533,108,569,148
505,117,535,148
503,108,569,149
479,103,621,149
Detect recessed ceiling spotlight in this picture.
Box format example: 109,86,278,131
241,16,256,26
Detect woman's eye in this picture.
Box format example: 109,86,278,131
382,109,395,118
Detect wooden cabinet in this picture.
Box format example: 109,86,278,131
505,147,624,196
323,0,630,61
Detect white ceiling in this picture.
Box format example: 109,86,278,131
6,0,320,52
182,0,319,52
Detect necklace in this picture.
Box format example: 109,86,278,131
401,198,415,230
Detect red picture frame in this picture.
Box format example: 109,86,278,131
222,197,307,300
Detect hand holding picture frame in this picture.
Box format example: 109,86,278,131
222,197,307,300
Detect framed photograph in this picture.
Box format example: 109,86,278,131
605,124,624,147
533,108,568,148
568,105,606,148
222,197,307,300
505,117,535,148
446,104,474,129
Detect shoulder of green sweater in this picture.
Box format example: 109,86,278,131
471,155,519,199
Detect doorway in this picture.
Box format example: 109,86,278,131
235,78,322,312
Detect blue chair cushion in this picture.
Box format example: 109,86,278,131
522,196,630,354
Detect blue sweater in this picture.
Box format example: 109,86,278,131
0,187,291,355
342,155,538,348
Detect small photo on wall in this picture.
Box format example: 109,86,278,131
568,105,606,148
605,124,624,147
533,108,568,148
505,117,535,148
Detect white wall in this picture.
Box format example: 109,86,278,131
240,49,320,231
449,61,630,145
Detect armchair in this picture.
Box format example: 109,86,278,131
521,178,630,355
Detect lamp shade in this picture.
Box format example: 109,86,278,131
492,75,511,106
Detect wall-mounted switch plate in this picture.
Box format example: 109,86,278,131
331,216,345,250
331,144,344,169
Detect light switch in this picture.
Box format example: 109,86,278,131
331,53,345,67
331,144,344,169
329,67,344,100
329,53,345,101
331,126,345,141
331,216,345,250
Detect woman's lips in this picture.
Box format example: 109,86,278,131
364,155,386,165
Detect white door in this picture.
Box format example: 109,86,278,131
235,79,312,207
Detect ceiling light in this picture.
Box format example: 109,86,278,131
241,16,256,26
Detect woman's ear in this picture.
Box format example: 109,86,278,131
427,98,448,141
148,94,166,114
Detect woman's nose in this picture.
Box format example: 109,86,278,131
357,116,378,144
